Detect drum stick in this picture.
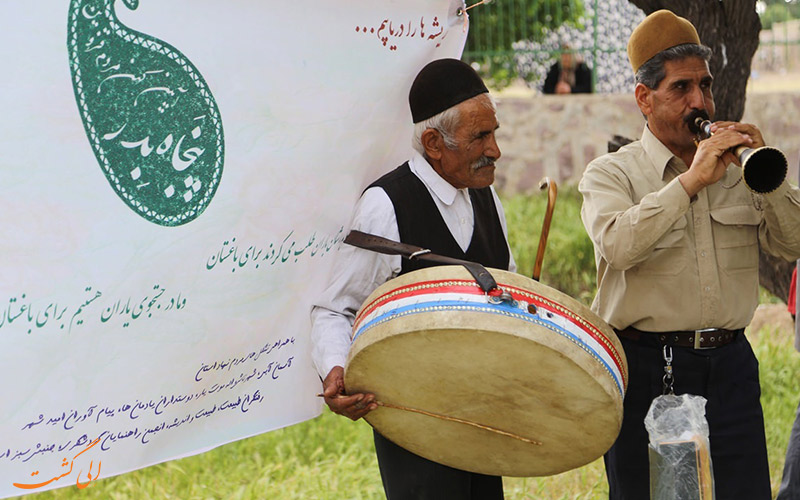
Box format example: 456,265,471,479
316,394,542,445
533,178,557,281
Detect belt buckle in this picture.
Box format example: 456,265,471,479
693,328,717,349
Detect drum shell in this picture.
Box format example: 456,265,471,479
345,265,627,477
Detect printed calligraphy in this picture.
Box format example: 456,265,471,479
355,16,447,51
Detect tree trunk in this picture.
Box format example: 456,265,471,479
627,0,794,303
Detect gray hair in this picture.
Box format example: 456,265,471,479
634,43,713,89
412,93,497,155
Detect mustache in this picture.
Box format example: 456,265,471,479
684,109,710,134
471,156,496,170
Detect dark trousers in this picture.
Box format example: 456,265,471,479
777,398,800,500
373,430,504,500
605,334,771,500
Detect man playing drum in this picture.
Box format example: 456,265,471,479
310,58,515,499
579,10,800,499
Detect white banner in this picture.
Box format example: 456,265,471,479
0,0,467,495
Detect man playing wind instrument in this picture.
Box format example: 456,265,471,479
580,10,800,499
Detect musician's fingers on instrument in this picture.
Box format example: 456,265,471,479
707,120,733,132
706,128,751,150
693,141,734,183
695,134,728,161
327,393,376,420
353,394,377,411
737,123,765,148
326,393,361,414
711,121,764,147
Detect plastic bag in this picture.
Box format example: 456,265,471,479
645,394,715,500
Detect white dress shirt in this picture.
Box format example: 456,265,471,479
310,150,516,379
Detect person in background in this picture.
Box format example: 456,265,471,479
579,10,800,499
778,260,800,500
543,43,592,94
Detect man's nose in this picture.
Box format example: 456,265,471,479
688,85,706,110
486,134,501,160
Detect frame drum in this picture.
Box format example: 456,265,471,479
345,265,627,477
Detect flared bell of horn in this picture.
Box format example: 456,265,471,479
738,145,788,194
692,116,788,194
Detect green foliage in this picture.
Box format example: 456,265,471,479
468,54,519,89
463,0,586,87
465,0,585,54
502,185,597,305
760,1,800,30
752,325,800,480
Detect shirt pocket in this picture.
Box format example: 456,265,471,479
635,217,688,275
709,205,761,274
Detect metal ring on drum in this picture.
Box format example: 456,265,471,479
345,265,627,477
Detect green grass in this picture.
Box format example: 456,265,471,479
503,185,597,305
17,191,800,499
21,324,800,500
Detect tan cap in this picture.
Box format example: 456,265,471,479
627,10,701,73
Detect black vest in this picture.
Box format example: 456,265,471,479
368,162,510,275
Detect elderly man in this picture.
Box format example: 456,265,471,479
310,58,514,499
579,10,800,500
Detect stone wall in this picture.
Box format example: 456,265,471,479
494,92,800,195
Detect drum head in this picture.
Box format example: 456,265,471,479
345,266,626,477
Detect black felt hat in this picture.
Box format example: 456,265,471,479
409,58,488,124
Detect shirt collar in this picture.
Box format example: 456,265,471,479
641,124,680,179
408,150,463,205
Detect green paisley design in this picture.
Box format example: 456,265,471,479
68,0,224,226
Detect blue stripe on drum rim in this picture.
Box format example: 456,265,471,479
352,300,624,397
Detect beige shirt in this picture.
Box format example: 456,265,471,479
579,125,800,332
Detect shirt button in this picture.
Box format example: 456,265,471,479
460,218,466,224
701,251,706,257
704,286,711,292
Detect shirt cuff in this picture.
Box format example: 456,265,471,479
318,356,347,381
662,176,694,210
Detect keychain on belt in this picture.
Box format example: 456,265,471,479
662,345,675,395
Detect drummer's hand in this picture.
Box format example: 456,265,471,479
322,366,377,421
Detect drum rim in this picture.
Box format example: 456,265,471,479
345,265,628,477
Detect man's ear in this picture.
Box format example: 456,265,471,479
634,82,652,117
421,128,443,161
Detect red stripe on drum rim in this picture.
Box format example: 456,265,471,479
354,279,483,325
352,279,627,390
503,284,628,390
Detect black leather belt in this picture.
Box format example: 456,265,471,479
615,326,743,349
